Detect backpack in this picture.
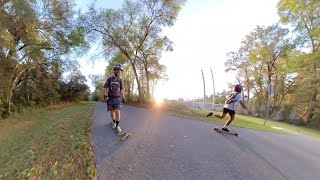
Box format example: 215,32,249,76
226,92,240,104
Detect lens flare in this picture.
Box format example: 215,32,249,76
155,96,163,105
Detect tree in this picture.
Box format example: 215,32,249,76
226,24,292,117
12,62,62,110
278,0,320,123
138,34,171,100
89,74,104,101
0,0,88,117
213,90,228,104
87,0,185,103
225,49,253,104
60,71,90,102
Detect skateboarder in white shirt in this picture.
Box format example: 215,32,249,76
207,84,252,132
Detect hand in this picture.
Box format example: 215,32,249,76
104,95,108,100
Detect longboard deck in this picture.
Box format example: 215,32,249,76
108,122,130,141
214,127,238,136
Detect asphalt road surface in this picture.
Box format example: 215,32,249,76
93,103,320,180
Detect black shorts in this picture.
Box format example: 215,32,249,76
223,108,235,115
107,97,122,111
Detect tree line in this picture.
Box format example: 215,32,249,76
0,0,185,118
87,0,186,103
226,0,320,127
0,0,93,119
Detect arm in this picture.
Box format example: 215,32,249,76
240,101,252,114
120,80,126,103
103,87,109,100
120,89,126,103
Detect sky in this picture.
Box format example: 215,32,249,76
75,0,280,100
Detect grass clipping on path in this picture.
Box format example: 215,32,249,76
165,102,320,139
0,103,97,179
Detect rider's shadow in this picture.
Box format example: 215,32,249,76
92,121,133,167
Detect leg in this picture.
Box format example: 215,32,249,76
114,97,123,132
110,110,116,122
223,114,235,127
115,110,123,133
215,112,227,119
109,109,117,128
114,109,120,125
107,98,116,123
214,108,228,119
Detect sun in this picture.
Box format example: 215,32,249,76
155,96,163,105
153,87,167,105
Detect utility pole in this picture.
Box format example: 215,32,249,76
210,68,215,110
201,70,206,110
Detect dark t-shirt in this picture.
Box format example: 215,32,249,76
103,76,123,97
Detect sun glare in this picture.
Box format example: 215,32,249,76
155,96,163,105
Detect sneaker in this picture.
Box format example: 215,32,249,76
206,112,213,117
111,122,116,129
116,126,122,133
222,127,229,132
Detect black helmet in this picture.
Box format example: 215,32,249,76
113,64,123,71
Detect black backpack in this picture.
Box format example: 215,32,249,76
226,92,240,104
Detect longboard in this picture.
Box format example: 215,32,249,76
108,122,130,141
214,127,238,136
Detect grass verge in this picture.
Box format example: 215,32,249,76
0,102,97,179
165,102,320,139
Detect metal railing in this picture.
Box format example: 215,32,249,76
185,101,224,111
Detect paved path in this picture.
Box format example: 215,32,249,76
93,103,320,180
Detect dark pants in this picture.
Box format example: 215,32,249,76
107,97,122,111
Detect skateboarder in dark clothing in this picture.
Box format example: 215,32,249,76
103,64,126,133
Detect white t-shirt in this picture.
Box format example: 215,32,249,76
223,93,243,111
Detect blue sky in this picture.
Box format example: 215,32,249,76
76,0,280,100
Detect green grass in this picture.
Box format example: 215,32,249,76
166,103,320,139
0,102,97,179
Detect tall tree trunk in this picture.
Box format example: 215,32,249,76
7,69,18,112
253,87,261,117
146,72,150,100
270,74,279,115
126,79,131,101
130,60,143,103
306,90,317,123
306,62,318,123
267,70,273,116
143,63,150,100
244,68,250,103
131,78,134,99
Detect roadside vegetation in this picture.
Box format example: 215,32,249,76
0,103,96,179
163,101,320,139
0,0,91,119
